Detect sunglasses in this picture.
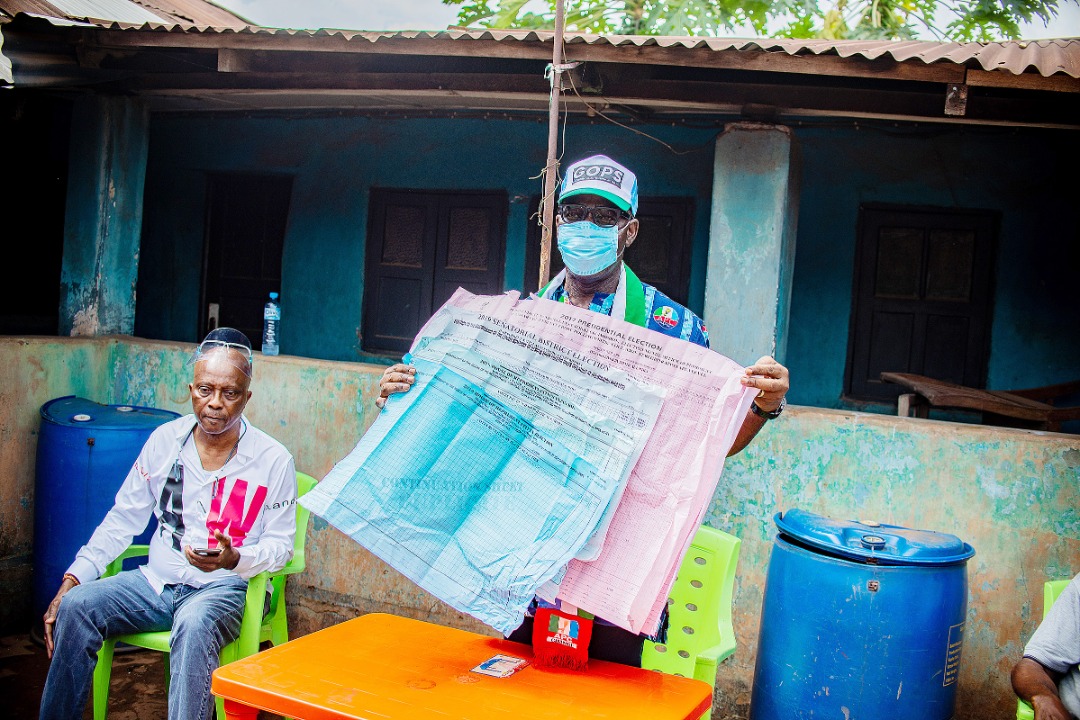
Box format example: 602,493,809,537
557,204,631,228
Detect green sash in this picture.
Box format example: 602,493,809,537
538,264,647,328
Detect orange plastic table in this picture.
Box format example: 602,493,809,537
211,612,713,720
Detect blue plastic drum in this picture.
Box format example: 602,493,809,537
32,396,180,622
749,509,975,720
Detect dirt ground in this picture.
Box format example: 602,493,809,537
1,632,281,719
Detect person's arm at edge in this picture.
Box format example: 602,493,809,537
729,355,790,457
1013,657,1074,720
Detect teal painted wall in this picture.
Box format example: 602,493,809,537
786,123,1080,411
135,116,721,363
136,115,1080,415
60,96,149,336
3,337,1076,718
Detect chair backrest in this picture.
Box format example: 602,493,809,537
1045,579,1070,616
265,471,318,616
288,471,318,573
640,525,741,684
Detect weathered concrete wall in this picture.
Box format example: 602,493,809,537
3,337,1076,718
60,96,149,337
0,338,113,632
704,123,799,366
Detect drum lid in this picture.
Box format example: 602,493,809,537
774,508,975,566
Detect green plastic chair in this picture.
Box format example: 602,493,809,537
92,471,318,720
1016,578,1072,720
641,525,741,720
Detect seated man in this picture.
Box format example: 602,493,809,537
1012,574,1080,720
377,153,789,666
40,328,298,720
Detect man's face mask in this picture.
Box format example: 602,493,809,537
557,221,620,277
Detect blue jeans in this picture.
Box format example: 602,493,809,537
39,569,248,720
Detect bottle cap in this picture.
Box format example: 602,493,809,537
270,292,279,300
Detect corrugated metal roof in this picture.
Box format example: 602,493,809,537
48,0,163,24
2,2,1077,80
60,23,1080,79
131,0,247,28
0,0,248,27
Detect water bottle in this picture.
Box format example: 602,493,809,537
262,292,281,356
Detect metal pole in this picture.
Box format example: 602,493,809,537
538,0,566,290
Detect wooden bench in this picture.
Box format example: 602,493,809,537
879,373,1080,433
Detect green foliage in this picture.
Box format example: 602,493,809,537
442,0,1068,41
444,0,792,36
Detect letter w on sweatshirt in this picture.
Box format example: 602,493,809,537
207,478,267,547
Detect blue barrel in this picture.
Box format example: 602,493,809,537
33,396,181,622
749,509,975,720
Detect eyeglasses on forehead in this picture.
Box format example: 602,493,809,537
196,339,253,361
557,204,630,228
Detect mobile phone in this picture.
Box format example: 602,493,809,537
193,547,222,557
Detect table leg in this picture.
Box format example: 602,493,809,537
222,698,260,720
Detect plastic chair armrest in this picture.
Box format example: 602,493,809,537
103,545,150,578
273,562,304,577
695,638,736,665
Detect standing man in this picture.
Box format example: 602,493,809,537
1012,574,1080,720
375,154,789,665
378,153,789,447
40,328,297,720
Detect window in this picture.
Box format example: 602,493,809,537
523,196,695,303
845,205,997,402
363,189,507,355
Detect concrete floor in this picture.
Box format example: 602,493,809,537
1,632,281,719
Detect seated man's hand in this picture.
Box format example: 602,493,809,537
184,531,240,572
742,356,790,413
376,363,416,410
43,575,79,658
1032,693,1075,720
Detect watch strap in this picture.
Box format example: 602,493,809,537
751,396,786,420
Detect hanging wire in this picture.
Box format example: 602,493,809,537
530,91,570,235
562,70,701,156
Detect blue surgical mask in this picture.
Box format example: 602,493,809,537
557,221,619,277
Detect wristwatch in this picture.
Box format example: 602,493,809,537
751,397,786,420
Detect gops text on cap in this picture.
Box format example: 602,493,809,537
559,154,639,216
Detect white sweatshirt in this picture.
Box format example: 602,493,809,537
66,415,297,592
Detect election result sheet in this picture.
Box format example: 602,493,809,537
437,290,756,636
301,299,665,634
